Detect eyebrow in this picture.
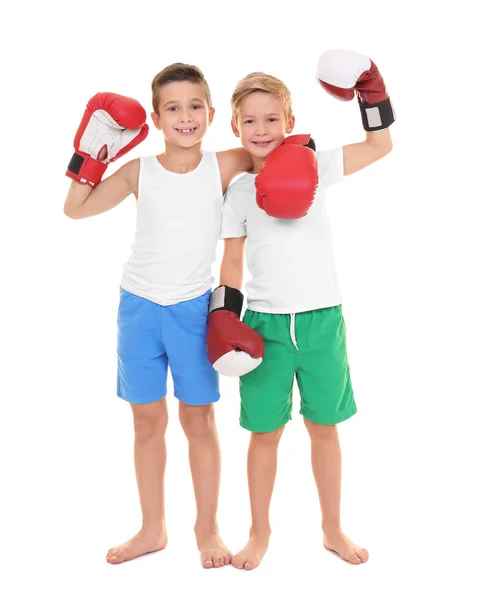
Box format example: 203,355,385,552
163,98,205,107
241,112,281,118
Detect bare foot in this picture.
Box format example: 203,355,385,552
195,529,232,569
323,528,369,565
106,529,168,564
232,533,270,570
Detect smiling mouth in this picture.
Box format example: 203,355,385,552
253,140,272,146
175,127,197,135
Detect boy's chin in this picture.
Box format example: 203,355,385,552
170,137,202,148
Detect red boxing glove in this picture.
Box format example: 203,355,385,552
255,134,318,219
317,49,395,131
207,286,264,377
66,92,149,187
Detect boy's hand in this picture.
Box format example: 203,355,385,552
255,135,318,219
66,93,149,188
207,286,264,377
317,49,395,131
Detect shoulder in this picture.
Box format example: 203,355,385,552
226,173,255,196
316,147,344,186
224,174,255,219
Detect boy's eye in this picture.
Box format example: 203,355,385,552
192,105,202,110
268,118,278,122
244,119,253,125
167,106,178,111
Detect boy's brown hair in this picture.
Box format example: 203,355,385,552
151,63,213,115
231,72,293,124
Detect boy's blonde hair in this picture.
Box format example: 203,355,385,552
231,72,292,124
151,63,213,115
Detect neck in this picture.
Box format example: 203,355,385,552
158,142,203,174
251,155,266,174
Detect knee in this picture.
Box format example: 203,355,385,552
132,404,168,442
252,426,284,446
179,405,215,439
304,419,337,441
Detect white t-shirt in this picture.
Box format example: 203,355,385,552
121,151,223,305
220,147,344,313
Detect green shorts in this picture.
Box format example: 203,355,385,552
239,305,357,432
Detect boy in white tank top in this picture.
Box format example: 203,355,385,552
64,63,253,567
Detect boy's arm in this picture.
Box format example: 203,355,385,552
317,49,395,177
208,236,264,377
64,159,139,219
219,236,246,289
343,128,392,176
216,149,253,193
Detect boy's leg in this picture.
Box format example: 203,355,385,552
232,426,285,570
233,310,295,570
296,305,367,564
304,420,368,564
107,398,169,564
178,402,231,568
109,289,169,564
165,290,229,568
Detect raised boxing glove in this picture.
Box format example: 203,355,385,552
66,92,149,187
317,49,395,131
255,134,318,219
207,285,264,377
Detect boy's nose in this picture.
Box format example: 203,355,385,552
179,110,193,122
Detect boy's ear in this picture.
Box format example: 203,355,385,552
208,107,215,125
286,114,295,134
231,119,240,137
151,111,161,131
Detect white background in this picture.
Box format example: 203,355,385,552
2,1,477,598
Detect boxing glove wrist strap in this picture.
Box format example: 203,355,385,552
66,151,108,187
359,97,395,131
209,285,244,318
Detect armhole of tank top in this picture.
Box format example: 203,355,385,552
209,151,224,200
136,157,144,203
137,156,152,204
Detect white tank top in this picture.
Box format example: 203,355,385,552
121,151,223,305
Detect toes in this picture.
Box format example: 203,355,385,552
107,553,122,564
213,556,224,568
244,560,256,570
357,549,369,562
202,555,214,569
232,555,245,569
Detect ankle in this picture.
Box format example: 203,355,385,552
322,522,342,536
250,525,272,539
194,520,218,537
140,521,167,536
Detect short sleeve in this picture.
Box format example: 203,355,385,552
317,147,344,187
220,190,246,239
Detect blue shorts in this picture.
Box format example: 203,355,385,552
117,288,219,405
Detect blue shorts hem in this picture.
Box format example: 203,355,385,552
117,390,167,405
175,393,220,406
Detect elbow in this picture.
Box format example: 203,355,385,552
377,138,393,159
384,137,393,155
64,207,81,219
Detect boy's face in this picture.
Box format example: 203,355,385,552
231,91,295,159
151,81,214,148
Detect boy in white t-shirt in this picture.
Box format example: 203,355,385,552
209,50,394,569
63,64,253,567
